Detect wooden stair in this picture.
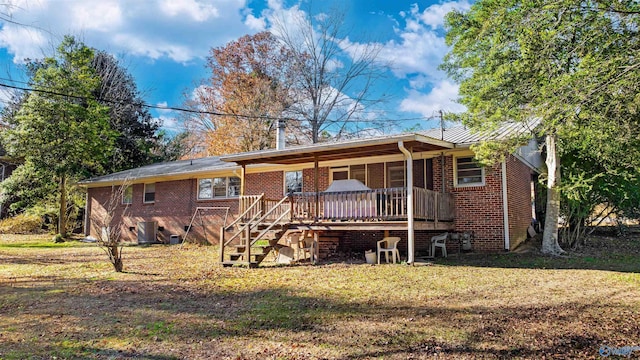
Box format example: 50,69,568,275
222,237,282,267
219,195,291,268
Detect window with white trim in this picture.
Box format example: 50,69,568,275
455,156,485,186
198,177,240,199
285,170,303,194
387,162,405,188
350,164,367,185
122,186,133,205
143,183,155,203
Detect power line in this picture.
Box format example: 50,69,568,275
0,80,436,123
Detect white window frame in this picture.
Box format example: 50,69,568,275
329,167,349,183
386,162,405,188
143,183,155,204
197,177,240,200
350,164,367,186
284,170,303,195
122,185,133,205
454,155,485,187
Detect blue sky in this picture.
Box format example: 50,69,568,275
0,0,470,134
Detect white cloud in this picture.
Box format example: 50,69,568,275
378,29,448,80
400,80,465,116
337,1,470,82
71,1,123,31
0,26,48,62
154,102,183,133
419,0,471,29
112,34,194,62
0,0,254,64
159,0,220,22
244,14,266,31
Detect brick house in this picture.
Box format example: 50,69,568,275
80,123,542,265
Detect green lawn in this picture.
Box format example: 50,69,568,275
1,233,639,359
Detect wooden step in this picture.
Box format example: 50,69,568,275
232,245,272,254
229,252,270,260
221,260,259,268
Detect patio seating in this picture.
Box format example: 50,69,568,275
377,237,401,264
431,232,448,258
299,237,315,262
287,232,303,260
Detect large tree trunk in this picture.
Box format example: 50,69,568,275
58,176,67,239
541,134,565,255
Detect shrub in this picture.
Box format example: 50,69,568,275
0,213,44,234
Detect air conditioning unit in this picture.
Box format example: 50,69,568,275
137,221,157,244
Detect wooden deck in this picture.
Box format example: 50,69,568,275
240,187,455,225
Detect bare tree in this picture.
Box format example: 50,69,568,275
272,5,390,143
90,182,130,272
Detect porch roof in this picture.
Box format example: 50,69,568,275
220,133,454,165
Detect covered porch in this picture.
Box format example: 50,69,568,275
221,133,457,264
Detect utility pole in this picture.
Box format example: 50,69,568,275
439,110,444,141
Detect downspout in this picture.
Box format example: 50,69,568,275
398,141,414,265
84,189,90,236
501,160,510,250
440,153,445,193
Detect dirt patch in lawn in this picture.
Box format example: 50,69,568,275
1,233,639,359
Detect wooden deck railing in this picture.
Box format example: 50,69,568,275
259,187,456,223
239,194,291,223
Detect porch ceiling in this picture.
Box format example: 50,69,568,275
220,134,454,165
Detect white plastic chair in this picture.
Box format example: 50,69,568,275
431,232,448,258
299,237,315,262
287,232,303,260
377,237,401,264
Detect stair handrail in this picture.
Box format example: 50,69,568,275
249,195,291,229
225,194,264,231
223,210,262,247
250,208,291,247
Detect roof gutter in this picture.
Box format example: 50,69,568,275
220,134,454,164
398,141,414,265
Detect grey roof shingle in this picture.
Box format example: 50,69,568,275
79,156,235,185
80,121,537,185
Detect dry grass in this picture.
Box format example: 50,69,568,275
1,233,640,359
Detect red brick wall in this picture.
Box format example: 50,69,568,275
367,163,385,189
87,179,239,245
432,155,506,252
246,171,284,198
86,154,535,253
303,167,329,192
506,155,534,250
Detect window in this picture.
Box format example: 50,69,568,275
198,177,240,199
122,186,133,205
350,164,366,185
455,156,484,186
330,167,349,183
285,170,303,194
199,179,212,199
387,162,405,188
143,183,155,203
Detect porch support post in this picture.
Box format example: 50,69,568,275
314,156,319,222
398,141,414,265
240,164,246,196
239,164,246,214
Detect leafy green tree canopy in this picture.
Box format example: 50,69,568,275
2,36,116,237
442,0,640,254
